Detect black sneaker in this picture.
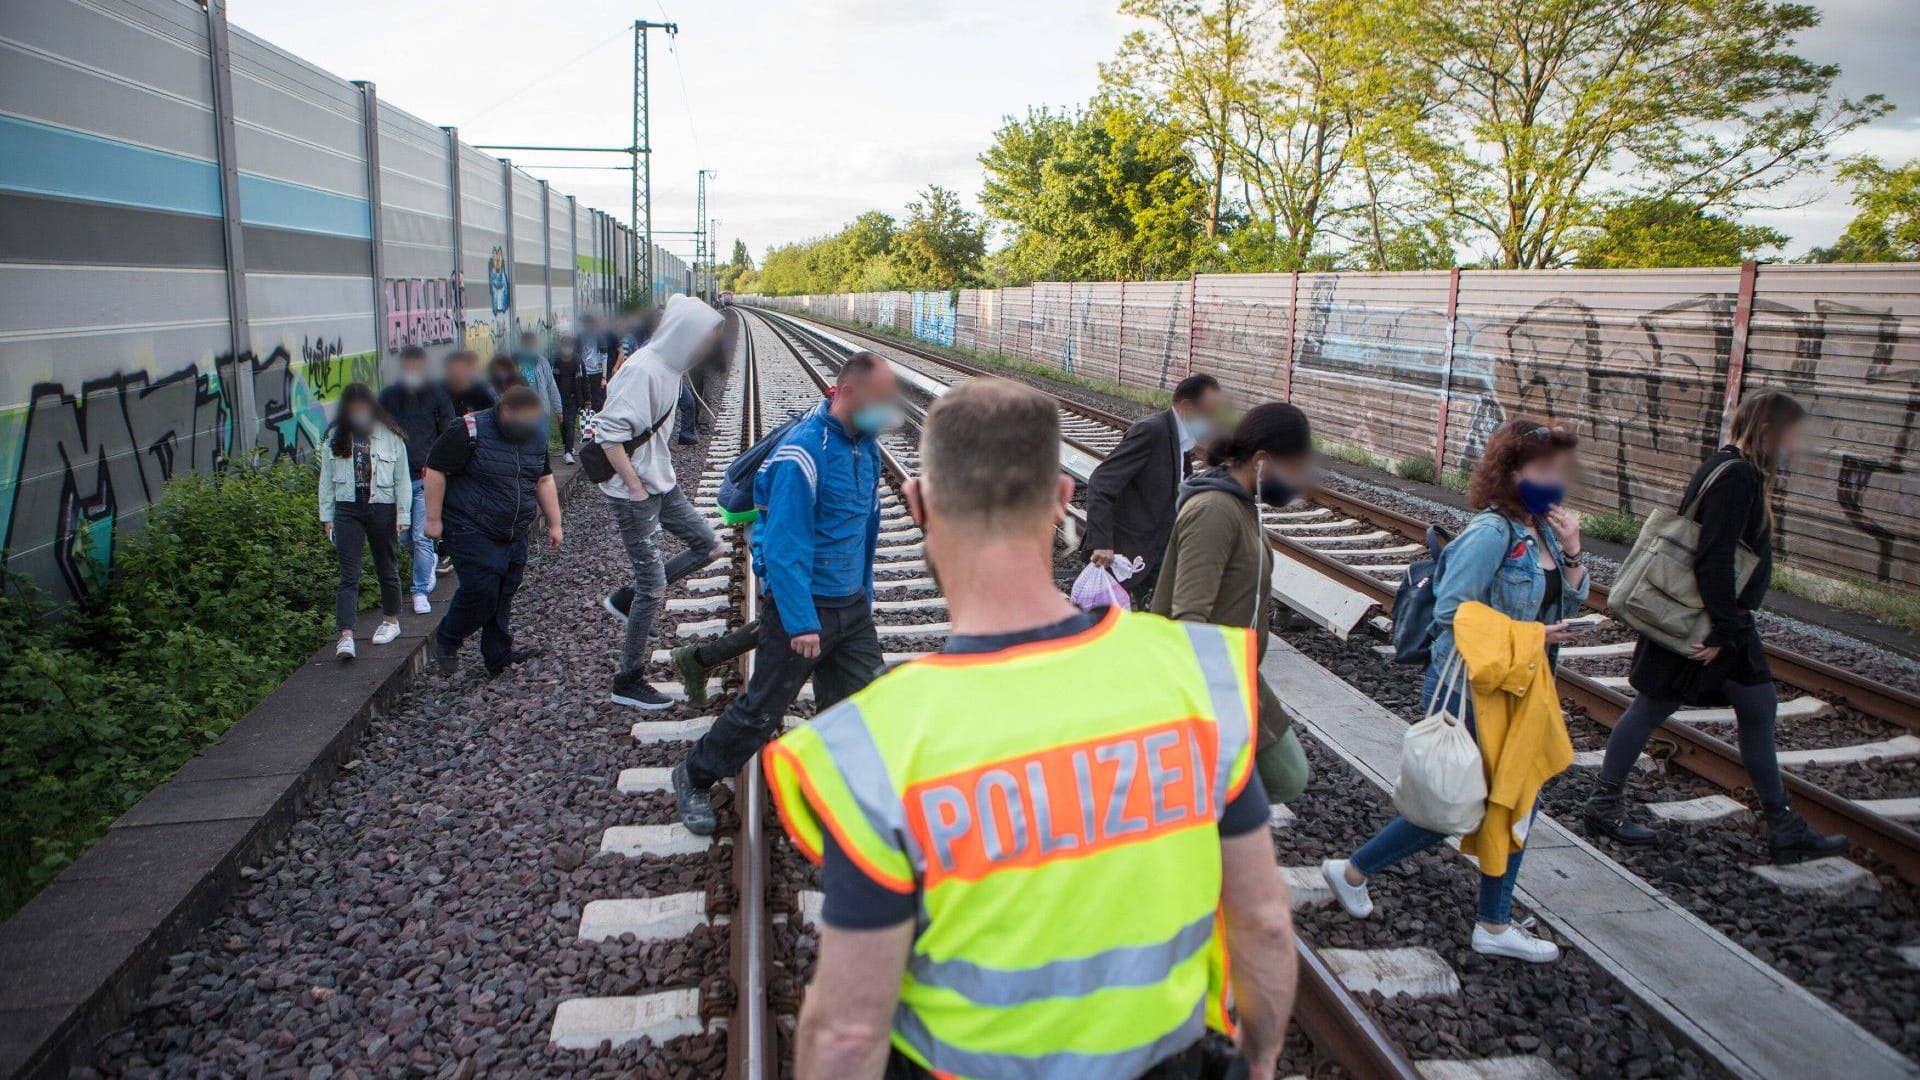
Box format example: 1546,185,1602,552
487,646,546,677
611,672,673,710
436,555,453,576
602,586,634,624
673,762,717,835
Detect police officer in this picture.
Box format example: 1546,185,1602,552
422,385,563,676
764,379,1298,1080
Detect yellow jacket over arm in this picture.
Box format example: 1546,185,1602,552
1453,601,1573,877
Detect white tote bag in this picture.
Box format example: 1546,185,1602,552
1392,651,1487,835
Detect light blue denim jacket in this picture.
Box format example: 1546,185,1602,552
1427,509,1588,680
317,425,411,526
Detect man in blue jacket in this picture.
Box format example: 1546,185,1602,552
673,351,899,834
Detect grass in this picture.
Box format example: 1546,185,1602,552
1771,565,1920,633
1395,453,1438,485
1583,507,1645,546
1313,436,1392,474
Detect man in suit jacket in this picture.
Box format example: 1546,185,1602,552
1083,373,1226,605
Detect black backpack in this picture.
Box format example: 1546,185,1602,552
1389,524,1454,665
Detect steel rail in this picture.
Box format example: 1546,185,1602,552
749,307,1425,1080
758,306,1920,886
1304,487,1920,732
728,314,774,1080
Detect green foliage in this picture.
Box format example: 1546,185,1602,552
1772,564,1920,632
619,284,649,313
718,239,755,292
978,102,1209,283
1395,453,1437,484
754,192,984,296
1578,198,1785,268
1313,436,1390,472
1807,156,1920,263
0,461,347,917
1439,465,1472,494
1582,507,1645,545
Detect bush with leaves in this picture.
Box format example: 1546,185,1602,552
0,460,362,917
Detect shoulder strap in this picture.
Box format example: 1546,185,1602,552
463,413,478,441
1681,458,1741,522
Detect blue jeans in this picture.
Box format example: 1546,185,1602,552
404,479,435,597
1350,663,1531,925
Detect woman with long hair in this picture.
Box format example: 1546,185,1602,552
318,383,410,660
1324,419,1590,963
1584,391,1846,863
1150,403,1315,805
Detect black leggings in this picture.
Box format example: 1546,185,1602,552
1599,679,1789,808
333,500,400,630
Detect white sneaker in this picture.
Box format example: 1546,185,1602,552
1321,859,1374,918
1471,922,1560,964
336,636,356,661
371,621,402,645
412,593,432,614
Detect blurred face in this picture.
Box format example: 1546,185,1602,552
1778,418,1806,462
400,355,429,389
838,363,902,435
519,334,538,353
496,404,543,441
344,399,374,432
1517,448,1573,494
1176,387,1226,440
444,356,475,390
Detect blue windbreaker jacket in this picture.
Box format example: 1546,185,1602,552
750,401,883,635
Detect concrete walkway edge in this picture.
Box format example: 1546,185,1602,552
1261,634,1914,1080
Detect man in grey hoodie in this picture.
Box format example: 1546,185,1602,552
595,297,728,709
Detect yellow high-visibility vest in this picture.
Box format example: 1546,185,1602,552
765,607,1258,1080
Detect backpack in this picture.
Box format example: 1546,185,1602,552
1389,524,1454,665
716,410,808,514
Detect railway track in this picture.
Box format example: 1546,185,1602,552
755,308,1920,889
746,305,1509,1080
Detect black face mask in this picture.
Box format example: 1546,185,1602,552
1254,460,1297,508
498,416,540,443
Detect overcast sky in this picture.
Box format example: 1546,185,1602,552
235,0,1919,265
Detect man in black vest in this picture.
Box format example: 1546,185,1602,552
422,385,564,676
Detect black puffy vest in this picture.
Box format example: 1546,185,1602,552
444,408,547,542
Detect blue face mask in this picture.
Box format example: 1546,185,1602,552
851,403,899,435
1516,478,1564,515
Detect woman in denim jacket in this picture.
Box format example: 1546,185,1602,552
318,383,411,660
1322,420,1590,963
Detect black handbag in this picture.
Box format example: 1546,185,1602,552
1389,523,1454,665
580,407,674,484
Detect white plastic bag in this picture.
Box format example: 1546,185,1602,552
1070,560,1136,611
1392,651,1487,835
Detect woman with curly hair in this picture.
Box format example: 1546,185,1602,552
1322,419,1590,964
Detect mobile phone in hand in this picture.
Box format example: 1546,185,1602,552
1561,617,1599,633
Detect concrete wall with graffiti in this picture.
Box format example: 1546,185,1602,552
0,0,635,603
750,263,1920,594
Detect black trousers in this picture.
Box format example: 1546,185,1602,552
332,500,400,630
581,370,607,411
559,393,580,453
434,526,529,674
685,597,884,788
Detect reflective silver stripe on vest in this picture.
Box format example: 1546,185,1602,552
1181,623,1251,815
908,909,1213,1006
811,700,925,873
894,995,1206,1080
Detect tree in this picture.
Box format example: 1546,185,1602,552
1406,0,1886,268
1577,198,1785,268
1102,0,1265,241
978,103,1208,282
1809,156,1920,262
718,239,754,292
893,186,985,289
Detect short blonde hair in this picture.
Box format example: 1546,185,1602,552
921,378,1061,529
